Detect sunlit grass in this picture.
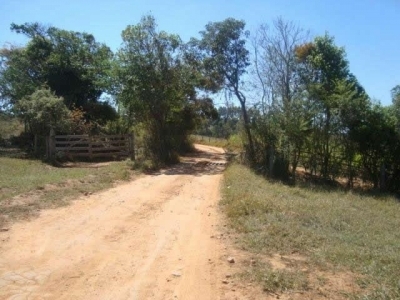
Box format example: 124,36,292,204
0,157,136,226
222,164,400,299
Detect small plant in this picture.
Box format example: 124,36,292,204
244,263,309,293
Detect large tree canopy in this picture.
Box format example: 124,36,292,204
0,22,113,109
115,15,213,163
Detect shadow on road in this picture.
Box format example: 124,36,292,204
149,148,227,177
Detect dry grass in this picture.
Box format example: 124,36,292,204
221,164,400,299
0,155,136,227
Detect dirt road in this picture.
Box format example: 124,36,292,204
0,145,237,300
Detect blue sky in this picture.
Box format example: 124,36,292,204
1,0,399,105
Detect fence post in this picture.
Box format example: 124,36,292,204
49,128,55,160
89,135,93,160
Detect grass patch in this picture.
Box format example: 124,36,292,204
222,164,400,299
243,262,309,293
0,156,136,227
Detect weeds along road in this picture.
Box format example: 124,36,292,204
0,144,230,300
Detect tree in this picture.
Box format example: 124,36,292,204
194,18,255,161
296,34,352,178
195,104,240,138
253,18,308,110
351,103,397,189
15,88,70,136
391,85,400,131
115,15,203,163
251,18,310,180
0,45,40,109
1,23,114,120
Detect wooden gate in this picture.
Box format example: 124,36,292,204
47,133,135,160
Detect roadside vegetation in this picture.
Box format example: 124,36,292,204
2,16,400,190
2,12,400,299
222,164,400,299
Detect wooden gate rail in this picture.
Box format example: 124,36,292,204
47,131,135,160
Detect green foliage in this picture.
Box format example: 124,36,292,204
0,46,39,109
3,17,400,190
352,103,398,189
195,105,241,138
196,18,250,91
296,34,353,178
115,15,208,164
15,88,70,136
249,24,400,191
82,101,118,126
195,18,255,159
1,23,113,121
391,85,400,129
300,34,349,93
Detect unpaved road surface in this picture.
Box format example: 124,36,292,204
0,145,241,300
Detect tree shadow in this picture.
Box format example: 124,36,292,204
289,170,400,200
146,148,228,177
0,146,30,159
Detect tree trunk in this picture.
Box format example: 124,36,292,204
34,134,38,156
268,144,275,177
347,161,353,188
235,91,255,164
323,108,331,178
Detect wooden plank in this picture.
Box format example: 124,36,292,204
56,141,89,145
51,133,133,159
92,147,128,152
92,134,128,139
63,153,91,157
55,135,127,141
55,151,89,155
59,151,130,158
55,147,91,151
56,145,128,151
91,152,129,157
63,152,128,157
89,141,127,146
55,135,89,139
55,134,127,139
